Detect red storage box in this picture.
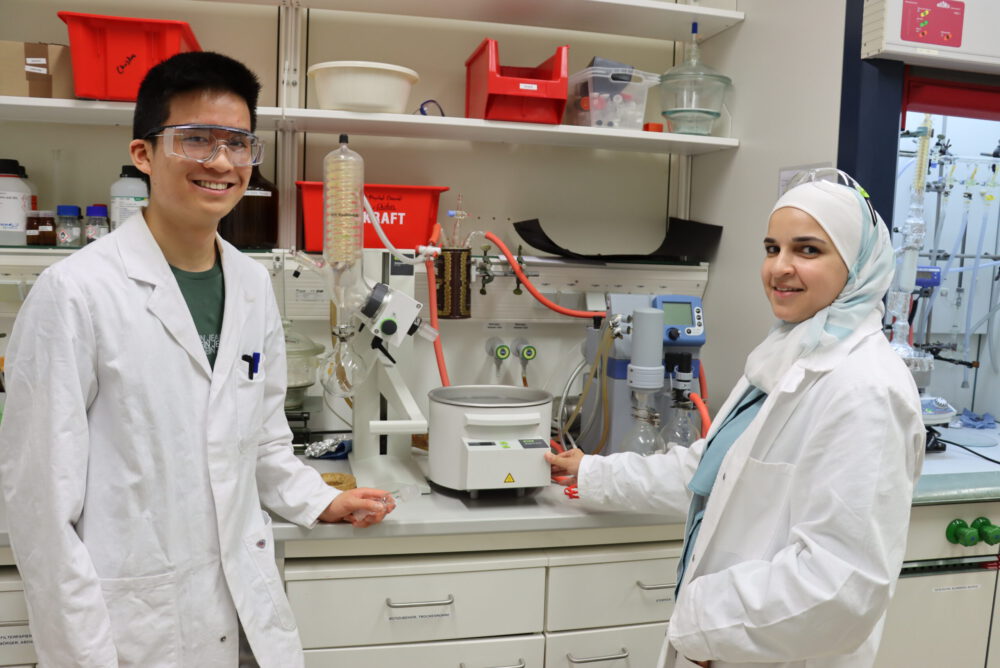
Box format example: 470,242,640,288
57,12,201,101
297,182,450,252
465,38,569,124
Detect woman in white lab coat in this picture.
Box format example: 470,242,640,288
546,172,925,668
0,52,390,667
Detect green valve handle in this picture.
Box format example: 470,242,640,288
946,519,980,547
494,344,511,361
972,517,1000,546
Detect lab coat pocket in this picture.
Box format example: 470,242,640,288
100,570,180,667
712,457,794,560
235,369,267,450
244,512,297,631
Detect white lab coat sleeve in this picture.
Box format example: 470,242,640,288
667,375,921,664
0,270,118,667
252,286,337,528
577,438,706,520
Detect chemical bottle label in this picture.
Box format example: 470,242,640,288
0,192,29,232
110,197,149,229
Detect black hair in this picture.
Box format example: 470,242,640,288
132,51,261,140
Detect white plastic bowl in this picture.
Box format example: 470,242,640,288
307,61,419,113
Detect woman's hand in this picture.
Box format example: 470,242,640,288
544,448,585,480
318,487,396,527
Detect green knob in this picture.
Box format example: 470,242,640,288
946,519,980,546
495,344,511,361
972,517,1000,546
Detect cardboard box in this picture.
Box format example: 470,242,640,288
0,41,74,99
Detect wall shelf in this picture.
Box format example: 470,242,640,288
0,97,738,155
278,108,738,155
192,0,744,42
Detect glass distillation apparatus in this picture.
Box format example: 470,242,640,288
891,115,957,439
295,134,434,491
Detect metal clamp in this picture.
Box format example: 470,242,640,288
385,594,454,609
567,648,629,664
636,580,673,590
459,660,526,668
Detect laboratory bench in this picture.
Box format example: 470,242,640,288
0,442,997,666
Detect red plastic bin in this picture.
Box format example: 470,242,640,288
58,12,202,102
465,38,569,124
297,182,450,253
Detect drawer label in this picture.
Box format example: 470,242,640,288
932,584,980,593
0,630,32,647
387,610,453,622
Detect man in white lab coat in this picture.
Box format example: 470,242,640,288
0,52,392,667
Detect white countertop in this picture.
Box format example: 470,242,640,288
273,451,674,543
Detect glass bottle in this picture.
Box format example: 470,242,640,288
56,205,83,248
218,165,278,249
35,210,56,246
25,211,39,246
620,391,668,456
85,204,110,243
660,399,699,448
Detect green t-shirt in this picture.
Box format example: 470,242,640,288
170,260,225,368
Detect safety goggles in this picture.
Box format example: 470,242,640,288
784,167,878,227
144,124,264,167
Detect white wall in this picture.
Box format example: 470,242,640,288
690,0,848,404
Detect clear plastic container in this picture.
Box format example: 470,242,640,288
565,67,659,130
85,204,110,243
0,159,31,246
109,164,149,230
56,205,83,248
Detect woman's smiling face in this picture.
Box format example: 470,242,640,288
761,206,849,323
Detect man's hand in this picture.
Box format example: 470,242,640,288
318,487,396,527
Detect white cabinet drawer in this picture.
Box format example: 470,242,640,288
545,623,667,667
877,569,995,668
547,557,676,631
289,566,545,648
303,633,544,668
0,592,27,625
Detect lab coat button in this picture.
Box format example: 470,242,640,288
220,636,227,643
256,539,266,549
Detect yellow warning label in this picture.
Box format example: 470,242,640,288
504,473,515,484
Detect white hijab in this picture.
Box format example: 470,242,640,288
743,180,895,393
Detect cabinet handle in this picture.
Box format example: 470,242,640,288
636,580,674,590
459,660,526,668
566,648,629,664
385,594,455,608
